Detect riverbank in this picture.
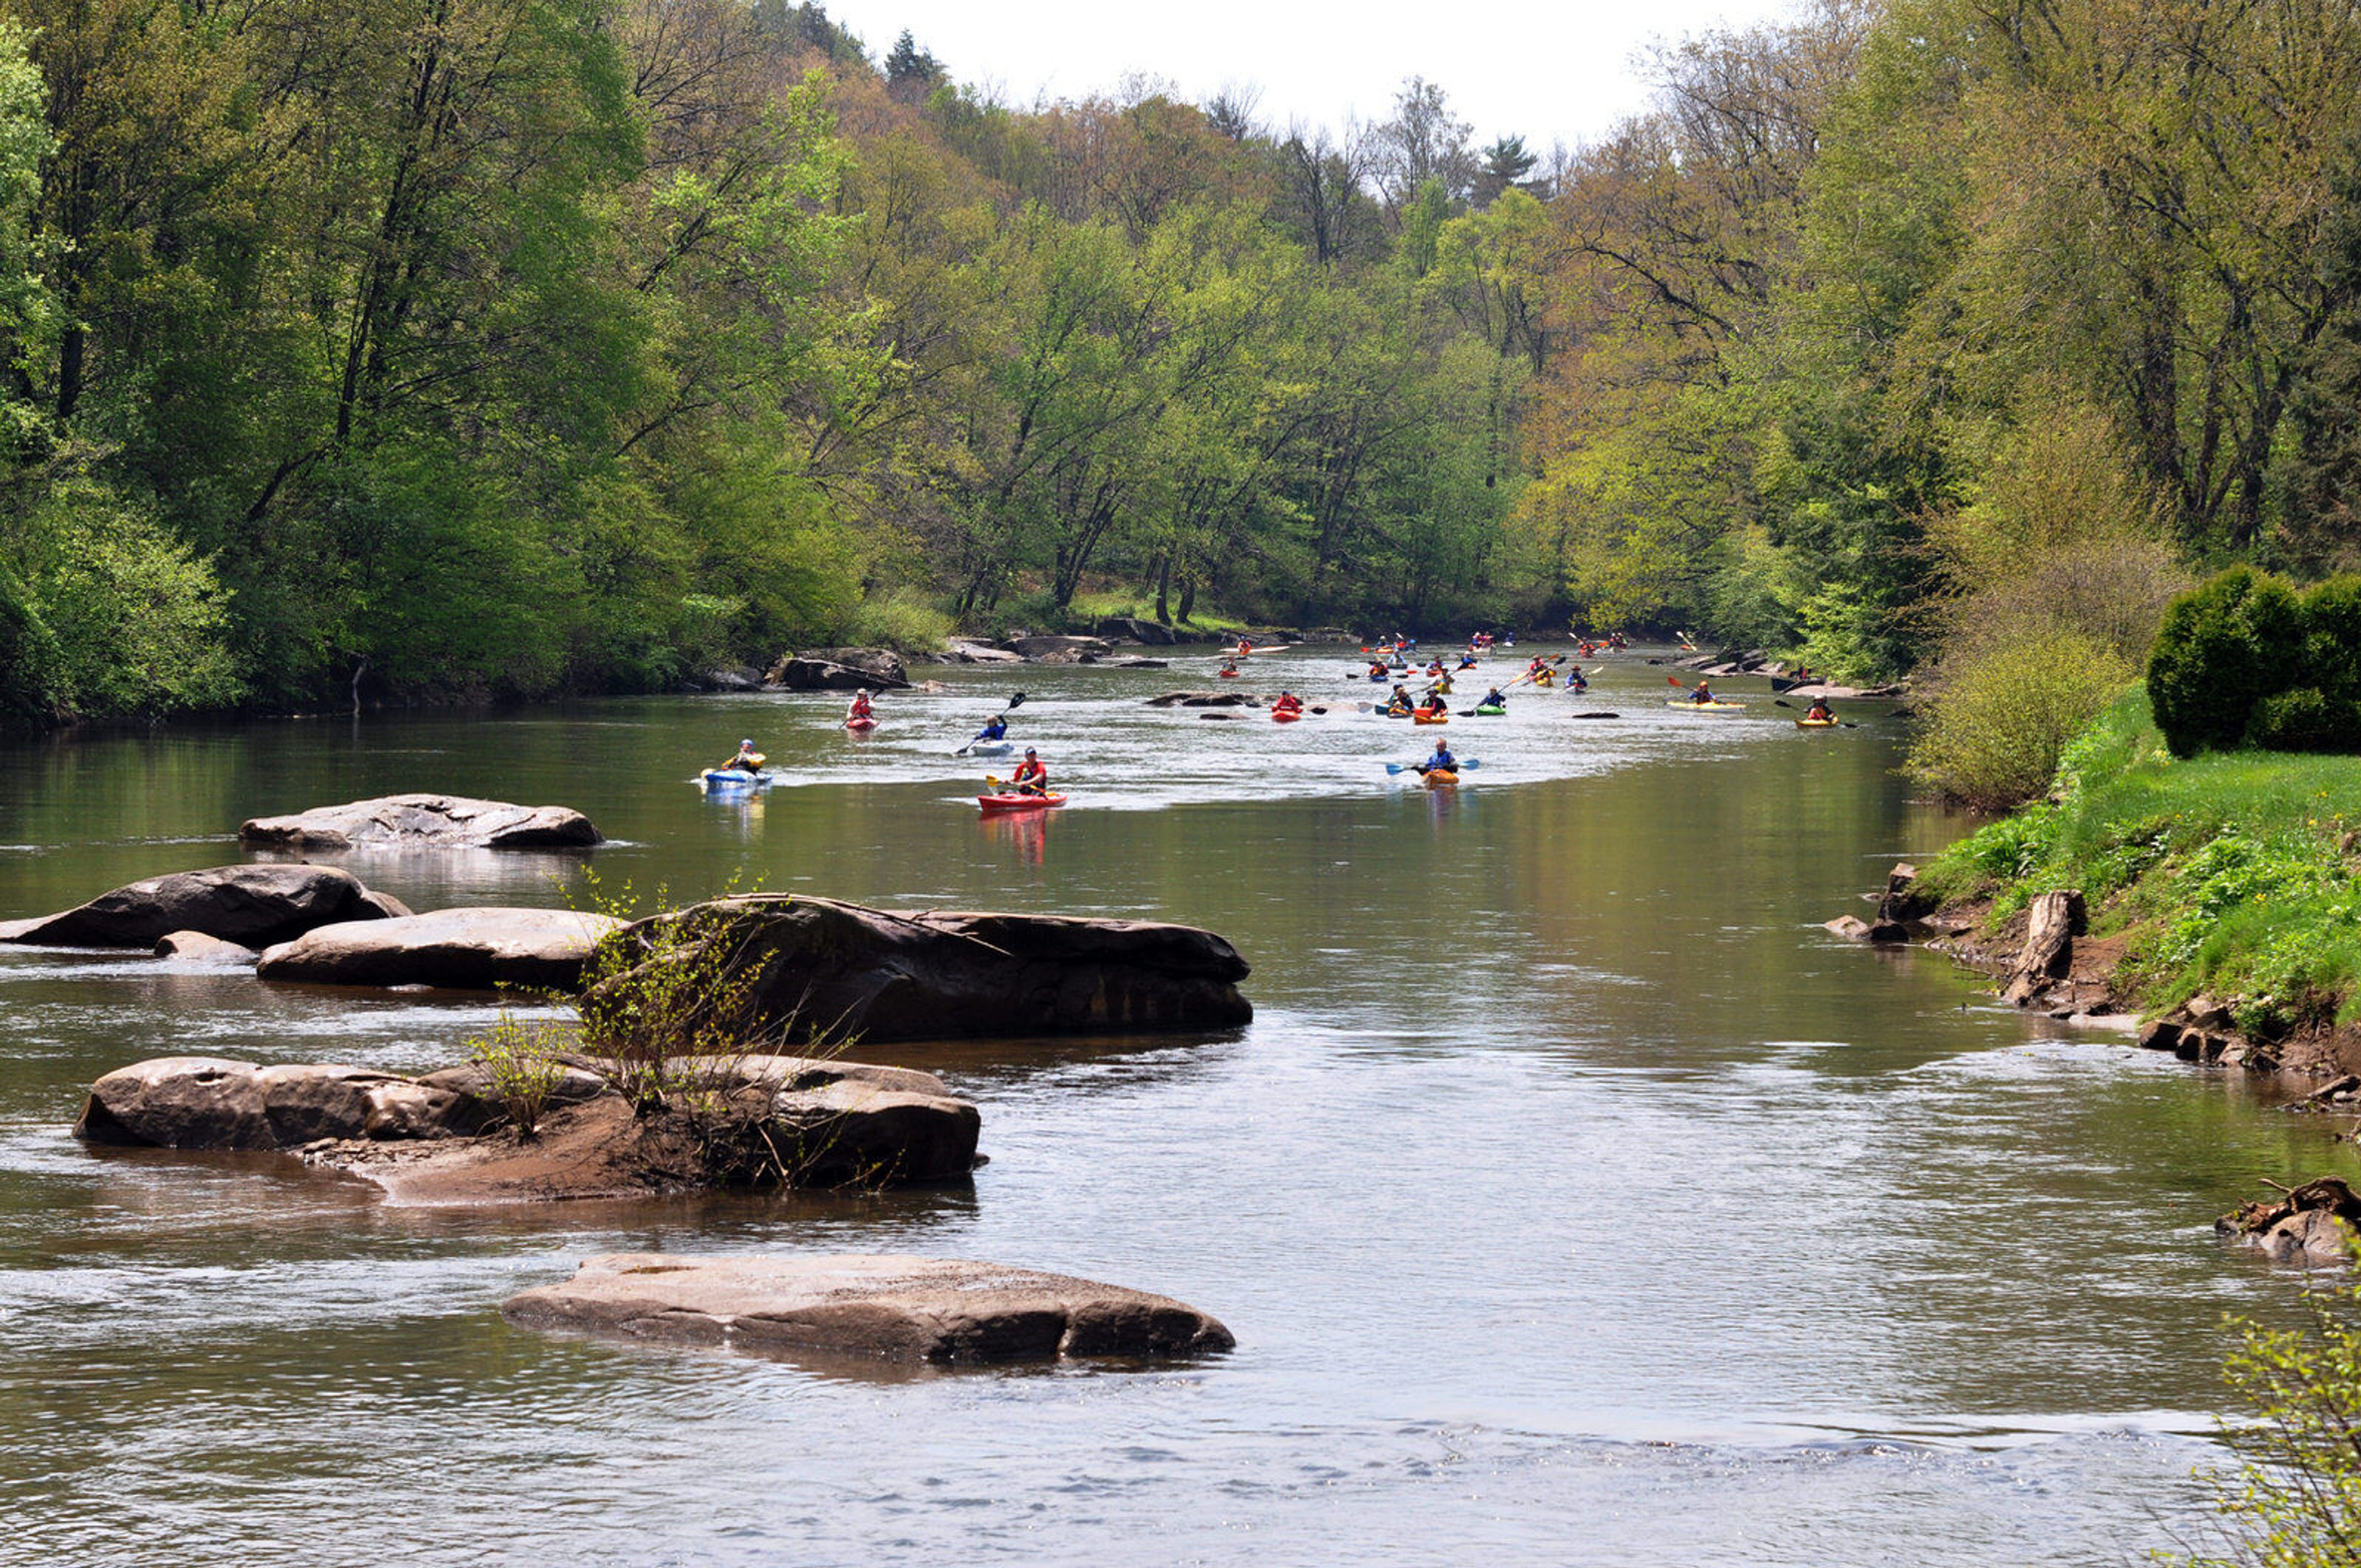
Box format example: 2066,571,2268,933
1896,685,2361,1076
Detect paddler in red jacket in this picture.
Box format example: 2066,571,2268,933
1010,748,1049,795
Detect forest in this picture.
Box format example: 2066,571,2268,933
1,0,2359,760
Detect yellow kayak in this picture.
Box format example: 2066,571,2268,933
1667,699,1747,712
1795,717,1839,729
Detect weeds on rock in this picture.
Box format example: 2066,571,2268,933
469,1014,571,1137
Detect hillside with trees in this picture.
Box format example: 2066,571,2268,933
2,0,2359,767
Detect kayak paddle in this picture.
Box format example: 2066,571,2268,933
1385,758,1482,774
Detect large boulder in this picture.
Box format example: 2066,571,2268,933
1003,635,1111,663
257,907,626,991
0,864,406,948
1093,617,1178,646
73,1052,975,1202
765,652,912,690
943,641,1024,664
501,1254,1234,1365
599,896,1250,1046
240,794,601,851
1146,690,1260,708
74,1057,409,1149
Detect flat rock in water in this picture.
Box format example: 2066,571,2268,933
1146,691,1259,707
154,930,261,964
240,794,601,851
75,1056,413,1149
0,864,406,948
603,895,1251,1044
501,1253,1234,1365
943,642,1024,664
257,907,625,991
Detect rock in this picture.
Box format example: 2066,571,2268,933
240,794,601,851
1878,862,1939,923
2003,889,2084,1005
945,642,1024,664
2261,1209,2357,1266
765,656,912,691
501,1254,1233,1365
257,907,626,991
1003,635,1112,663
699,667,764,693
1867,920,1910,944
601,895,1251,1046
1146,691,1259,707
2175,1030,2209,1062
1093,617,1178,645
0,864,403,949
153,930,262,964
1101,657,1169,670
1824,915,1875,942
2181,993,2233,1030
798,647,909,683
74,1057,406,1149
2137,1019,2184,1052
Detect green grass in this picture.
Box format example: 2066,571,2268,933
1922,685,2361,1036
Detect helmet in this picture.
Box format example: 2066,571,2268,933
856,688,870,697
740,739,754,747
1025,747,1037,756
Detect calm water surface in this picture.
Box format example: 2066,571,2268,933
0,646,2341,1566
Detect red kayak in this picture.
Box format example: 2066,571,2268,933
845,715,877,731
978,791,1065,813
1273,710,1302,723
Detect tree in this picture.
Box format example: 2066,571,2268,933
1374,76,1473,210
883,30,939,102
1473,134,1536,207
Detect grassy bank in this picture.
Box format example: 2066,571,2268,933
1920,685,2361,1039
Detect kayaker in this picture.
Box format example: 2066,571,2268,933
718,738,763,774
1527,655,1548,679
1010,748,1049,796
1367,659,1390,679
1691,680,1715,705
1806,696,1835,723
1482,686,1506,708
1457,653,1477,670
1416,739,1457,774
1568,665,1588,692
1219,658,1240,676
848,690,876,722
1415,691,1447,718
1386,684,1414,716
1235,638,1252,658
977,713,1009,741
1273,690,1303,716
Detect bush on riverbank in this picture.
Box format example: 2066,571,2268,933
1920,687,2361,1039
2204,1272,2361,1567
2150,567,2361,758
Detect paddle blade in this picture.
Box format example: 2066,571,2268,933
1667,675,1687,687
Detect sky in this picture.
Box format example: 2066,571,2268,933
820,0,1801,150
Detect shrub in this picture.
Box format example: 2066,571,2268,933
1906,629,2132,809
2304,575,2361,704
2248,687,2361,754
468,1014,571,1137
2148,565,2305,757
2202,1269,2361,1568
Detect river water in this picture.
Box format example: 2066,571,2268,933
0,645,2338,1566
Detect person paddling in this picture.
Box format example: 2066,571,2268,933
718,738,764,774
1690,680,1715,706
1481,686,1506,709
1806,696,1835,723
976,712,1010,741
1272,690,1303,717
1567,664,1588,693
847,689,876,723
1415,739,1457,774
1386,683,1414,716
1010,747,1050,796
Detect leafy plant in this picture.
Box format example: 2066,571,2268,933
2198,1264,2361,1568
467,1014,572,1137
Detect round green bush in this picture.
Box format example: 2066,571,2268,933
2303,576,2361,703
2147,565,2306,757
2248,686,2361,753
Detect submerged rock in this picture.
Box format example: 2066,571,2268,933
240,794,601,851
0,864,406,949
599,895,1251,1045
501,1253,1233,1365
2219,1177,2361,1266
153,930,261,964
256,907,626,991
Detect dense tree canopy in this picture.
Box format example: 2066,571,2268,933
2,0,2359,724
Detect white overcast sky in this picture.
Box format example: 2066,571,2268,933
821,0,1801,149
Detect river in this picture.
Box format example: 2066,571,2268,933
0,644,2337,1565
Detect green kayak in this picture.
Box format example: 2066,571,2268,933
1473,704,1506,716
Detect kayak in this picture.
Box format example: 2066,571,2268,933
1473,705,1506,717
1533,672,1555,687
1667,699,1747,711
968,741,1015,756
1423,768,1460,789
1795,717,1840,729
845,715,877,731
1273,709,1302,723
1413,711,1449,725
978,791,1066,813
1219,669,1241,678
699,768,769,789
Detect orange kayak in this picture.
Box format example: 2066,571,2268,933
978,792,1065,813
1413,711,1449,725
